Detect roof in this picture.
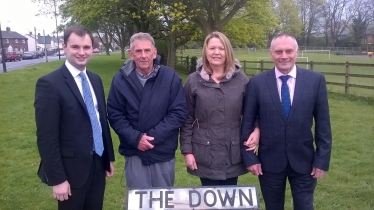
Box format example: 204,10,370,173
1,30,27,39
51,36,63,42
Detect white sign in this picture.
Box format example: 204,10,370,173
126,185,259,209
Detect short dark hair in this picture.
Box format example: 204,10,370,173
63,26,94,46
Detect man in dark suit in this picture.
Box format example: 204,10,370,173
241,34,332,210
35,26,115,210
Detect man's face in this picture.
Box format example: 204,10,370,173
270,36,299,74
63,33,93,71
128,40,157,74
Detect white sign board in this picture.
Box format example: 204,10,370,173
126,185,259,209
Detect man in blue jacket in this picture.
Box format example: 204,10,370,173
107,32,188,188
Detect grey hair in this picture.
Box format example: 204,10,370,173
129,32,155,50
270,34,299,50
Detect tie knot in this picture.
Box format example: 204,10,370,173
79,72,87,80
280,75,290,83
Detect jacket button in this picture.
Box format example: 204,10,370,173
90,151,94,155
207,141,210,144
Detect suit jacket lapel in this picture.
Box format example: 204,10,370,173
288,67,306,120
266,69,288,123
61,65,88,114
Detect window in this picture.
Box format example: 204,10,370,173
22,39,25,43
5,39,9,43
15,39,19,43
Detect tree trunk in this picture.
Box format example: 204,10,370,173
121,48,126,59
166,38,176,69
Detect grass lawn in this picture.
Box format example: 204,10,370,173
0,54,373,209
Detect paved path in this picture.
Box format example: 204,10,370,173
0,55,65,73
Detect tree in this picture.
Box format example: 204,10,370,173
223,0,278,48
349,0,373,47
321,0,353,47
148,2,198,68
267,0,302,46
179,0,248,36
351,14,367,47
277,0,303,36
296,0,324,46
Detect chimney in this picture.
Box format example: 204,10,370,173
6,27,10,31
38,33,41,37
29,32,32,35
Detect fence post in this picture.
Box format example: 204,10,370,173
260,60,264,73
310,61,314,71
243,60,247,75
186,56,190,72
345,61,350,95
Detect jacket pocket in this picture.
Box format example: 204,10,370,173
230,138,242,165
60,148,74,157
192,137,211,167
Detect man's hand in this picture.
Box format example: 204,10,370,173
246,164,263,176
184,154,198,170
106,161,115,177
137,134,154,151
53,180,71,201
311,167,326,179
244,127,260,153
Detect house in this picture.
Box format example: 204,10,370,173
25,32,54,52
51,35,64,50
1,27,28,52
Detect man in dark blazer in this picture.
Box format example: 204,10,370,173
35,26,115,210
241,34,332,210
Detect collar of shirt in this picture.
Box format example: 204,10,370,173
274,65,297,78
65,60,87,78
135,64,160,80
274,65,297,104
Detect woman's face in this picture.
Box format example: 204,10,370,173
205,37,226,69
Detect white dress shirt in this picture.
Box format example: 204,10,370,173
65,60,101,122
275,66,297,104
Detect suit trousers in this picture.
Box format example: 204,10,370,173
58,154,106,210
259,163,317,210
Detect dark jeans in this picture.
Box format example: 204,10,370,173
200,177,238,186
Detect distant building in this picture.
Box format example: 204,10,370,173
51,35,64,50
1,27,28,52
25,32,54,52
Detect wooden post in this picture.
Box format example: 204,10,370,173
345,61,350,94
243,60,247,75
260,60,264,73
186,56,190,71
310,61,314,71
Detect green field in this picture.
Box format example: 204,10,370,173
0,54,373,209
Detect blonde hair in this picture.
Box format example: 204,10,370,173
202,31,235,75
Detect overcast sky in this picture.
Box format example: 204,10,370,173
0,0,60,36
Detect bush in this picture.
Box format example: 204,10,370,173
190,56,197,74
155,39,168,65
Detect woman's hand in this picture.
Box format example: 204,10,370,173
243,127,260,153
184,154,198,170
